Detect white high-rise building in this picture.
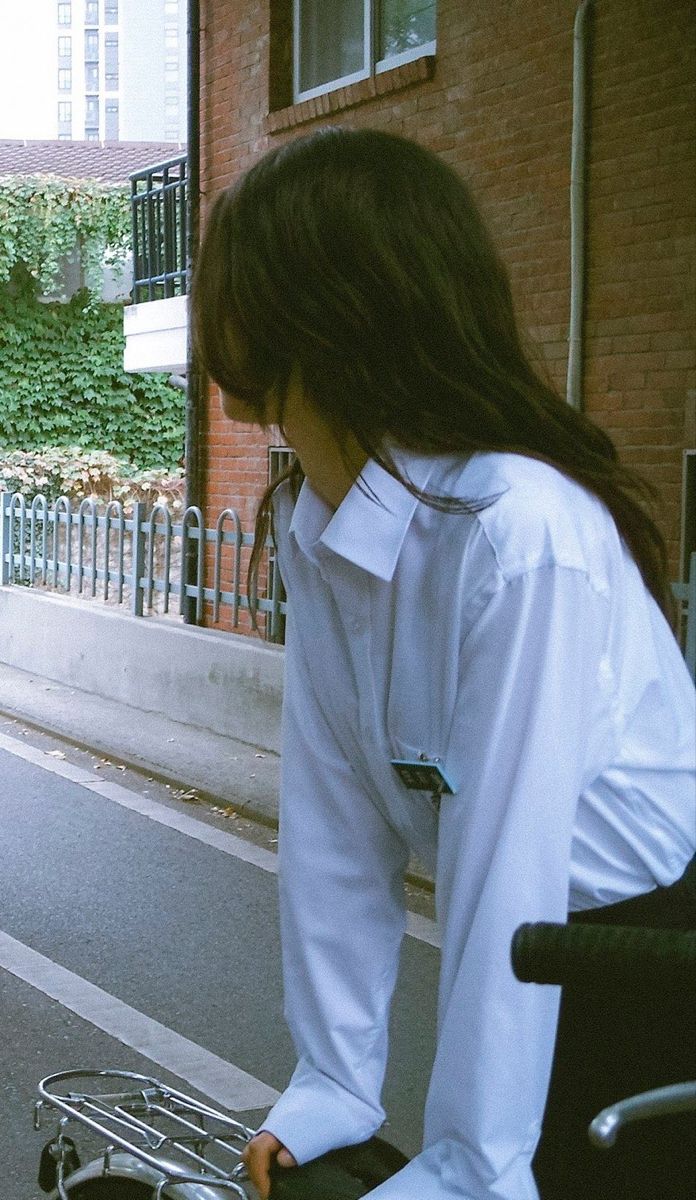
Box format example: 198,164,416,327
0,0,187,143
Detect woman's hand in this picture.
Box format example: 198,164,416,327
242,1130,297,1200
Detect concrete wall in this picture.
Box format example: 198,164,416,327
123,294,188,373
0,587,284,753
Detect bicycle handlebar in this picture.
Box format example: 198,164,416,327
510,922,696,993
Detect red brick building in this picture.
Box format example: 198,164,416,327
197,0,695,630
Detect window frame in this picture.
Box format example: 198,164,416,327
84,30,100,61
57,2,72,27
292,0,435,104
85,94,100,124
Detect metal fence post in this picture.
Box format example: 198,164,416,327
0,492,12,585
131,501,146,617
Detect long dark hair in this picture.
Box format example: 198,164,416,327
192,126,673,620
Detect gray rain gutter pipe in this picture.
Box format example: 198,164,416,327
184,0,201,623
567,0,592,410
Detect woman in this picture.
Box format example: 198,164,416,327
192,128,695,1199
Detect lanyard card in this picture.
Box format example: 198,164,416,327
390,758,456,796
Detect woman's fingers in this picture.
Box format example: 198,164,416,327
242,1130,297,1200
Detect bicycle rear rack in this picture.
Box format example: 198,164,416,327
35,1068,256,1198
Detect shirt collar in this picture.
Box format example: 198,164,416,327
288,448,436,581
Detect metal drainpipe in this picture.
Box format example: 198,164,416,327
184,0,202,623
566,0,592,410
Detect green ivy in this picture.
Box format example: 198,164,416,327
0,287,185,470
0,174,130,298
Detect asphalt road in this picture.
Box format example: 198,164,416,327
0,726,439,1198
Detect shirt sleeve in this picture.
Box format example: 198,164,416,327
261,604,411,1165
366,563,613,1199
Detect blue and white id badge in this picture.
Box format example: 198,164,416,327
390,756,456,811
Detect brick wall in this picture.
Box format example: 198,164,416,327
199,0,695,633
583,1,695,566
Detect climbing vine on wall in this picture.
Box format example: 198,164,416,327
0,175,185,471
0,174,130,297
0,286,185,470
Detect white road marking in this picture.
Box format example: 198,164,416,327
0,729,441,947
0,930,279,1111
405,911,440,947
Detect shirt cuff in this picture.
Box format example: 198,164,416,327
260,1065,385,1166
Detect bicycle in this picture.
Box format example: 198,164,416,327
510,921,696,1150
34,924,695,1199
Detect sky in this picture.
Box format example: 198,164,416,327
0,1,57,140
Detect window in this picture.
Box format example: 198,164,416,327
105,0,118,22
57,35,71,59
58,68,72,90
85,128,99,141
57,100,72,136
85,30,99,61
57,2,71,25
105,99,119,140
85,64,99,89
85,95,100,124
85,1,99,23
378,0,436,61
105,32,118,87
294,0,436,103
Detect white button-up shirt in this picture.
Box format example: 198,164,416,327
263,449,695,1199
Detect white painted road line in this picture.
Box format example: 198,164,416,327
83,777,281,873
0,930,279,1112
0,729,441,947
0,729,99,785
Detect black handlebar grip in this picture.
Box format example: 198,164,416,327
511,922,696,995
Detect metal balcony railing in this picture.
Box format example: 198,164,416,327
130,155,188,303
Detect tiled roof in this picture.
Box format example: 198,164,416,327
0,139,186,183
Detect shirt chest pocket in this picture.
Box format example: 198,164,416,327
384,647,458,768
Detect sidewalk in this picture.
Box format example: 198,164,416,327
0,660,281,827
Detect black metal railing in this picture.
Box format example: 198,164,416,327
130,155,188,303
